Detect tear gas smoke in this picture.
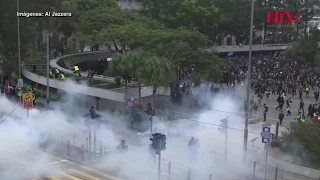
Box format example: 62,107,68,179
0,82,261,180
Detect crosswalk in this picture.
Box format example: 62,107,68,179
31,164,124,180
30,156,247,180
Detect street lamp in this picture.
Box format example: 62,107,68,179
17,0,21,78
46,35,50,109
244,0,255,161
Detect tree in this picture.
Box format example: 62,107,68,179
285,29,320,67
56,0,80,50
108,52,133,106
138,56,175,104
143,28,212,66
123,49,154,103
76,6,127,49
141,0,222,41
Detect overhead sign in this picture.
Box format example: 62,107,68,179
22,92,34,109
261,126,271,143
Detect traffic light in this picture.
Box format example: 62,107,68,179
160,134,166,151
151,106,156,116
150,133,166,154
150,133,160,150
145,103,152,115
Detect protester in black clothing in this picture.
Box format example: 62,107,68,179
298,99,304,113
276,95,284,110
253,103,258,118
278,111,284,125
32,63,37,73
117,140,128,152
314,91,319,103
299,89,303,99
286,108,291,117
89,105,96,119
263,104,268,122
308,104,314,119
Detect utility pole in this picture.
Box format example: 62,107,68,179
158,137,161,180
219,117,228,160
46,35,50,109
150,116,153,135
244,0,255,161
17,0,21,78
94,125,96,156
224,120,228,160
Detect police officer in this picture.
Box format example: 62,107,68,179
72,65,79,73
49,69,53,78
55,68,60,78
117,140,128,152
32,93,36,105
300,113,306,123
297,112,302,123
59,73,65,80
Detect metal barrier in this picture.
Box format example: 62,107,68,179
0,110,21,120
248,161,319,180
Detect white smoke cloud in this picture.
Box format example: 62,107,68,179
0,82,261,180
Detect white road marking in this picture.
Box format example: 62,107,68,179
48,161,59,165
60,160,68,163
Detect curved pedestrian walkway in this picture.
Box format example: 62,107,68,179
22,53,170,103
22,64,125,102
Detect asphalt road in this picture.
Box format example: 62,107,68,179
254,91,316,124
29,150,247,180
172,88,318,127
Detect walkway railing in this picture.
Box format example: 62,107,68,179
22,66,125,102
248,161,319,180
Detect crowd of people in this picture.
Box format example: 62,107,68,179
172,51,320,125
229,52,320,125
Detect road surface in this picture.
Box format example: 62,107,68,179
30,150,248,180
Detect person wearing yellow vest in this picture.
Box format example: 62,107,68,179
32,93,36,105
305,86,310,97
300,114,305,123
49,69,53,78
28,84,33,91
59,73,65,80
17,90,22,97
55,68,60,78
72,66,79,73
297,112,305,123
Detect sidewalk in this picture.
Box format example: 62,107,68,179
256,146,320,179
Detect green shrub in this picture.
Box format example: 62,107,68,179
11,72,18,81
21,85,59,101
279,123,320,168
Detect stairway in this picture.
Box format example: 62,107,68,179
25,58,47,76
